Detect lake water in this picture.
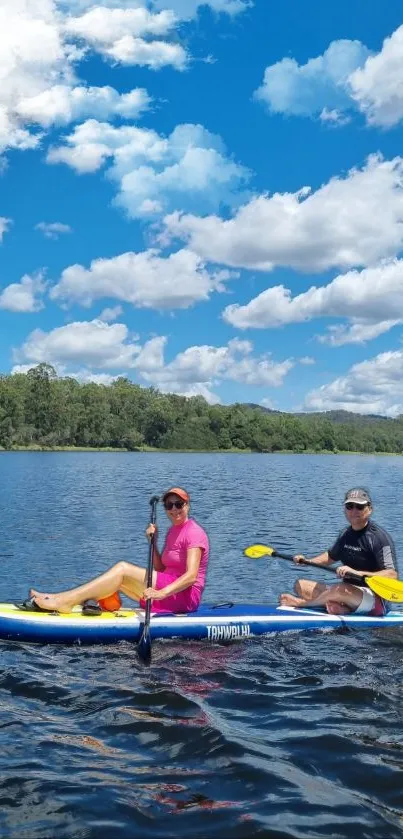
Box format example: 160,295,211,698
1,451,403,838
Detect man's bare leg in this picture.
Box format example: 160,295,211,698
294,579,329,600
279,582,364,614
278,579,329,609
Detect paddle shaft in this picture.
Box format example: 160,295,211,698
138,495,159,663
145,498,159,605
251,544,402,601
271,549,363,585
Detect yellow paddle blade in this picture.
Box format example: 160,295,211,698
244,544,275,559
366,576,403,603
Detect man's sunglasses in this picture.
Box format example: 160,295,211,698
164,500,186,510
345,502,368,511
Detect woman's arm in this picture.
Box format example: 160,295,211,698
143,547,202,600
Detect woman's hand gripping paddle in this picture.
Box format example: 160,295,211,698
138,495,160,663
244,543,403,601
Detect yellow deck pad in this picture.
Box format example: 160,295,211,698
0,604,140,620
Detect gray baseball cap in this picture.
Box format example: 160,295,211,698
344,488,372,505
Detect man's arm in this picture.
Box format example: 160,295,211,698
294,550,335,567
352,568,397,579
337,530,398,579
370,533,398,579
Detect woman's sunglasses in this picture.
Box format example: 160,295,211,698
345,502,368,511
164,500,186,510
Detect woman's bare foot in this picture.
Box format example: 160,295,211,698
29,589,76,613
279,593,305,608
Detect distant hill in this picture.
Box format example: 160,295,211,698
295,409,393,424
244,403,281,415
244,405,393,424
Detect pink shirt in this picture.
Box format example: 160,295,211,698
161,518,209,593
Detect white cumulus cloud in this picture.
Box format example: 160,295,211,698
35,221,72,238
0,0,248,157
319,107,351,126
318,320,401,347
223,259,403,344
12,321,294,404
51,247,236,310
47,121,250,217
0,0,73,153
0,0,154,155
99,305,123,322
14,319,142,369
349,25,403,127
164,155,403,272
140,336,294,401
71,369,121,385
17,85,150,128
254,39,369,118
0,271,47,312
65,6,187,70
255,25,403,129
260,397,276,409
304,349,403,417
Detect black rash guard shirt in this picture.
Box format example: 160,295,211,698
328,520,397,578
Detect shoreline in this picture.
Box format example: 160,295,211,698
0,445,402,456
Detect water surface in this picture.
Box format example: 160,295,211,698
1,452,403,838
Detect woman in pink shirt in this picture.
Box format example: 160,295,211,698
28,487,209,614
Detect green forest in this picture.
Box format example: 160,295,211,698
0,363,402,454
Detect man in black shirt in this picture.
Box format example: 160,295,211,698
279,488,398,616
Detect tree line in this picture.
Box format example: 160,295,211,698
0,363,402,454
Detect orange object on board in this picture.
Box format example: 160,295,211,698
98,592,122,611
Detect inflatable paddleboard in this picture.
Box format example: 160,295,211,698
0,602,402,645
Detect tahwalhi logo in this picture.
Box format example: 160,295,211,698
206,623,251,641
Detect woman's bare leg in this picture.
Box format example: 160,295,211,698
30,562,156,612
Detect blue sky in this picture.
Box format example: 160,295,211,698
2,0,403,415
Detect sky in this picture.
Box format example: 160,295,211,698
2,1,403,416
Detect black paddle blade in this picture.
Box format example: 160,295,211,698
137,625,151,663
